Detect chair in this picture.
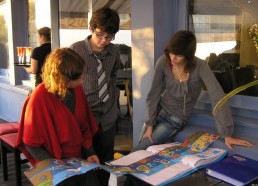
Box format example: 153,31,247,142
0,122,19,164
213,71,232,93
0,133,28,186
0,122,19,135
230,67,258,96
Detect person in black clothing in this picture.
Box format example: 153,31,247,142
24,27,51,87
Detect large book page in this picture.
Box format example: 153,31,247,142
24,158,100,186
107,132,226,185
108,132,222,176
132,162,193,186
129,148,226,186
181,148,227,168
146,142,181,154
110,150,154,166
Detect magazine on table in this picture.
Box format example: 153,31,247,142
206,154,258,186
107,132,227,185
24,132,227,186
24,158,104,186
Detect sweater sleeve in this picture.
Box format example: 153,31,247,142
199,60,234,137
25,145,53,161
145,56,166,126
82,146,96,159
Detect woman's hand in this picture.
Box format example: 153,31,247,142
224,137,253,151
87,155,100,164
141,126,153,144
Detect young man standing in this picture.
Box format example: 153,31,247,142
70,7,121,185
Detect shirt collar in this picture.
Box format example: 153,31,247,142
85,35,112,57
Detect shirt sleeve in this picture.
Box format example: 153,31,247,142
145,56,166,126
82,146,96,159
111,45,121,90
31,47,40,60
199,61,234,137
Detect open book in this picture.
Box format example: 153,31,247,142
108,132,227,186
24,158,103,186
24,132,226,186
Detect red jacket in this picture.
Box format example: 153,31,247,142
17,84,98,165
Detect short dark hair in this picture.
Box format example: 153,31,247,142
164,30,196,70
89,7,120,34
38,27,51,42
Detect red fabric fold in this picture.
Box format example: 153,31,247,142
17,84,98,165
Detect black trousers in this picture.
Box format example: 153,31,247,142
93,123,116,186
57,170,100,186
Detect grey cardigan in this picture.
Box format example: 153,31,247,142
145,55,234,138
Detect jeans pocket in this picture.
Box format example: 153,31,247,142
158,109,186,129
168,115,186,129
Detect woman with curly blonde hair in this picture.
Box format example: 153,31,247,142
42,47,85,100
17,48,101,185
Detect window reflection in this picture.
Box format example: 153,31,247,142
189,0,258,96
0,2,9,83
59,0,131,30
58,0,131,47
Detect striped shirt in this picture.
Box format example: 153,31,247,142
70,35,121,131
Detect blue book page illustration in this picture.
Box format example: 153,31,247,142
23,132,226,186
24,158,101,186
108,132,227,186
109,132,221,175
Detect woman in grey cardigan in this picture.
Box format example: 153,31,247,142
132,30,253,152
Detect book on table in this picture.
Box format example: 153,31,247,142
24,132,227,186
24,158,104,186
206,154,258,186
107,132,227,186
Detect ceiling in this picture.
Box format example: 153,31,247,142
59,0,131,14
192,0,258,18
59,0,257,19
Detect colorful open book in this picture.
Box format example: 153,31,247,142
108,132,227,185
24,158,102,185
24,132,227,186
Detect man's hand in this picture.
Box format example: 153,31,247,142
224,137,253,151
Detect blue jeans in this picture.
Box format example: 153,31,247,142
132,109,187,152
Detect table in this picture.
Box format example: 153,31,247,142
14,63,31,67
124,169,258,186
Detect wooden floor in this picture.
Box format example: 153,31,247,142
0,155,32,186
0,118,31,185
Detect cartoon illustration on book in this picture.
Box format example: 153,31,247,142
24,158,100,186
24,132,226,186
107,132,220,175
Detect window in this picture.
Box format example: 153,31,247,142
58,0,131,47
189,0,258,96
0,1,10,83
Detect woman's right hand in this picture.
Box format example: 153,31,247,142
141,126,153,144
87,155,100,164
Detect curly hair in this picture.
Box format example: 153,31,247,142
41,48,85,100
89,7,120,34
